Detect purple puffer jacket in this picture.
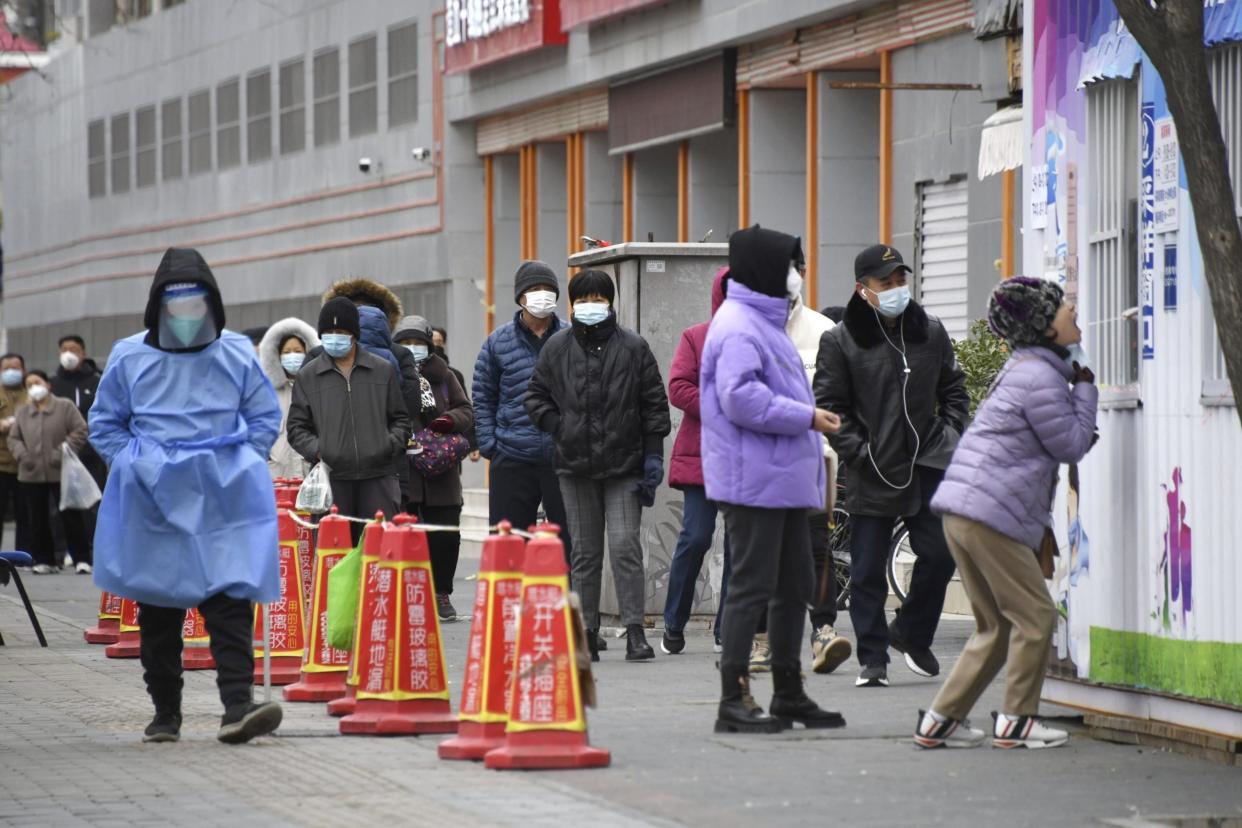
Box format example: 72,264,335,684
931,347,1098,549
700,282,826,510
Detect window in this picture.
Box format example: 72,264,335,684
161,97,183,181
119,0,153,19
313,47,340,147
247,68,272,163
915,178,970,340
280,57,306,155
1204,43,1241,404
388,20,418,127
217,78,241,169
88,119,107,198
135,105,157,188
349,34,378,137
1086,79,1139,392
188,89,212,175
110,113,130,194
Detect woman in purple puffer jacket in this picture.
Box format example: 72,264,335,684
914,277,1097,752
700,225,843,735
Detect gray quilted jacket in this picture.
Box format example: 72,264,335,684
930,346,1098,549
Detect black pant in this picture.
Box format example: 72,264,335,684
139,591,255,712
848,466,956,667
755,509,836,635
488,457,573,562
22,482,89,568
0,471,29,554
331,475,401,545
413,502,463,596
719,504,812,677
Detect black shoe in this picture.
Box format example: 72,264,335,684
142,710,182,743
596,631,608,652
888,619,940,677
715,669,782,734
218,701,283,744
660,629,686,655
855,664,889,687
625,624,655,661
587,628,601,663
770,667,846,729
436,593,458,622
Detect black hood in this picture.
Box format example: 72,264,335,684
143,247,227,333
728,225,802,299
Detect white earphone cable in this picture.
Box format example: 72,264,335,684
863,297,921,491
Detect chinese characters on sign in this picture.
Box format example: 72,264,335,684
446,0,532,47
313,553,352,667
1140,100,1156,361
255,541,306,655
511,582,577,727
1152,117,1179,234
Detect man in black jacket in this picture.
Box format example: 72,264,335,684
287,297,412,542
51,334,106,567
814,244,969,689
525,269,671,663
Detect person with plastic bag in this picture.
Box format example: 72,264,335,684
393,314,474,622
8,370,92,574
257,318,320,481
286,298,412,543
90,247,285,745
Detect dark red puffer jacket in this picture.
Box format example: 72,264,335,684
668,267,728,489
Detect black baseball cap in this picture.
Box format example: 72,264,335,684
854,244,912,281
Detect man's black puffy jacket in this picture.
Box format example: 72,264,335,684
524,313,671,479
813,293,969,517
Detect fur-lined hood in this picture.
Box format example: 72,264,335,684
258,317,320,391
321,277,403,329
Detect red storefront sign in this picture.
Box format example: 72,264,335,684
560,0,672,30
445,0,567,75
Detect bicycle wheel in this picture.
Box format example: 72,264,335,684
886,523,915,604
829,508,851,610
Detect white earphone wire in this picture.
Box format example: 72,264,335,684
863,297,921,491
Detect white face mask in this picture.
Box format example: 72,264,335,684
28,384,49,403
524,290,557,319
59,351,81,371
786,265,804,300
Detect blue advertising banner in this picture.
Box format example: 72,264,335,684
1163,243,1177,310
1140,92,1156,360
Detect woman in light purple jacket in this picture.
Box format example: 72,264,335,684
700,225,842,735
914,277,1097,751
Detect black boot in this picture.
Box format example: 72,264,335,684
715,669,782,734
143,689,182,743
587,628,600,662
770,667,846,729
625,624,655,661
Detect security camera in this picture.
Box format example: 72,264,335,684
410,147,431,162
358,157,374,173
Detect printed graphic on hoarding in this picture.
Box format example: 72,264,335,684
1153,117,1180,233
1156,467,1193,632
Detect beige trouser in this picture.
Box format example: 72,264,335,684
930,514,1057,720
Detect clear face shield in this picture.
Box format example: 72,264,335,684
157,283,218,350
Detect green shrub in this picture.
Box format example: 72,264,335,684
953,319,1009,418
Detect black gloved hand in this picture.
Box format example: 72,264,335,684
631,454,664,508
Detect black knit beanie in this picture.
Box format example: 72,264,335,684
319,296,361,338
513,260,560,303
987,277,1065,348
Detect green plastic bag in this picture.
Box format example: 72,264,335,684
326,534,365,652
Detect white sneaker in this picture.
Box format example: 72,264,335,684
992,713,1069,749
75,562,93,574
712,636,723,654
63,553,73,568
913,709,987,749
32,564,54,574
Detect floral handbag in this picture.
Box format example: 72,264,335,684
407,378,470,478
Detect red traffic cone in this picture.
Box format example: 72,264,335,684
104,598,142,658
341,514,458,736
439,523,526,760
84,590,123,644
181,608,215,670
485,525,610,770
285,509,354,702
327,516,386,718
253,508,308,685
277,478,316,614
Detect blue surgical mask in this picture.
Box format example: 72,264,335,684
0,369,22,388
322,333,353,358
281,353,305,374
1064,343,1090,370
573,302,610,326
869,285,911,318
406,344,430,363
167,316,206,347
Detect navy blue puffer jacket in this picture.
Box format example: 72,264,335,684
473,311,564,465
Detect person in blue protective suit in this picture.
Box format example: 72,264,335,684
90,247,285,746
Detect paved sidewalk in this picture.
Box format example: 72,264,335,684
2,574,1240,827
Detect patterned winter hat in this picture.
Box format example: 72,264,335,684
987,276,1065,348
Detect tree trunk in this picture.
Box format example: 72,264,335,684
1113,0,1242,425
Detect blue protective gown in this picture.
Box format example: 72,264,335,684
90,330,283,608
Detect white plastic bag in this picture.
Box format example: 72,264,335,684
296,461,333,514
60,444,102,511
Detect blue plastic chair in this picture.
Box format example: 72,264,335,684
0,551,48,647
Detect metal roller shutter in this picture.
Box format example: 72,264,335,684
917,178,970,340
